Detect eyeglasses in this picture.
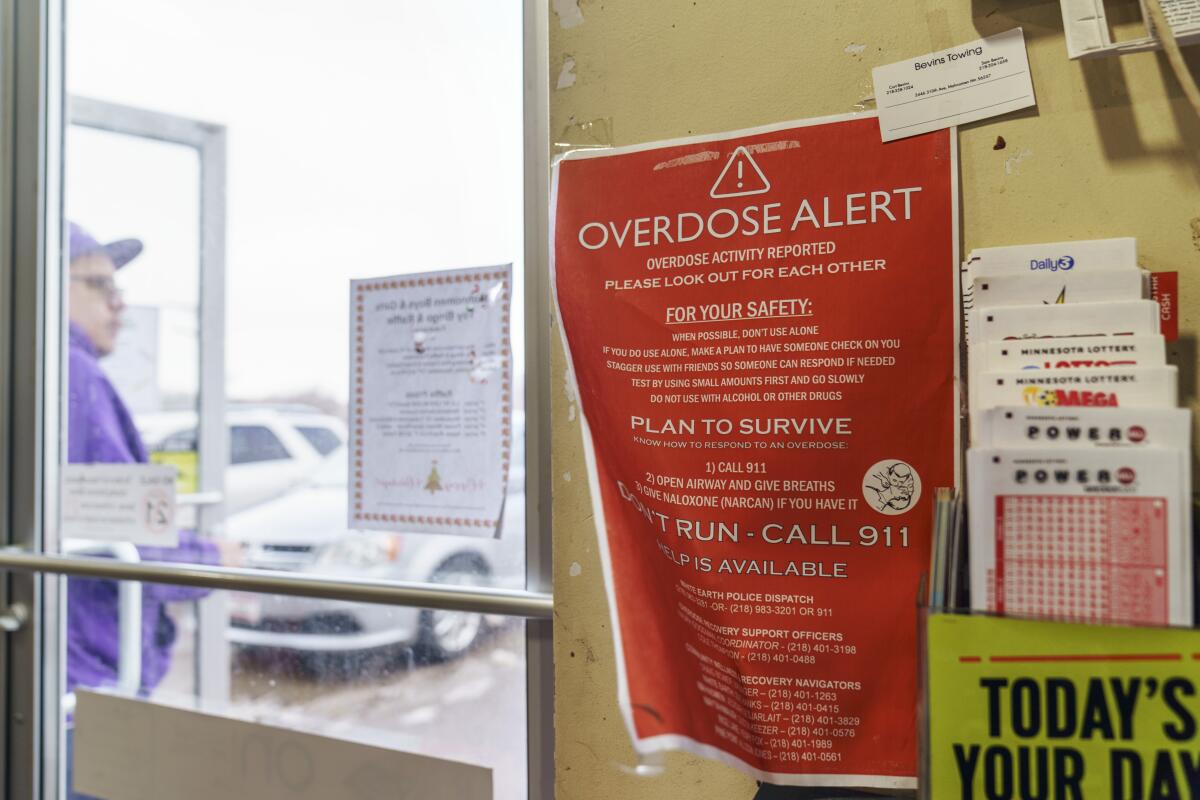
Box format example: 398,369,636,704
70,275,123,303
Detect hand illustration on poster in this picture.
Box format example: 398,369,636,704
350,266,512,538
553,114,958,788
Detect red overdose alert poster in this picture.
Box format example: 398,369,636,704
552,114,958,789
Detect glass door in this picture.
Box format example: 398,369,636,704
0,1,553,798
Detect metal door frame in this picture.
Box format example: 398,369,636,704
66,94,233,709
0,1,554,798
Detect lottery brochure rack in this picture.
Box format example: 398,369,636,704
917,236,1198,799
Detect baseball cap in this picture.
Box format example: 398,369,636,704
68,221,143,269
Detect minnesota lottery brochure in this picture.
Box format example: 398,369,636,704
960,302,1166,443
966,335,1166,426
973,335,1165,375
970,366,1178,442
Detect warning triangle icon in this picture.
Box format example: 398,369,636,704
710,146,770,199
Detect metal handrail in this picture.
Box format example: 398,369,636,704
0,548,554,618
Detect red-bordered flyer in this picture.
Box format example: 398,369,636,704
350,266,512,537
553,113,958,788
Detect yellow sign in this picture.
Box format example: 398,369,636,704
149,450,198,494
928,614,1200,799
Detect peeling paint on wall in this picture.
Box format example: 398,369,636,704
569,561,583,577
563,471,573,482
563,373,578,422
1191,217,1200,251
844,42,867,55
1004,147,1033,175
557,56,578,90
554,0,585,29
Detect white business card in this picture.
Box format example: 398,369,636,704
62,463,178,546
873,28,1035,142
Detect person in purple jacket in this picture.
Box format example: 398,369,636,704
66,221,235,693
66,223,241,799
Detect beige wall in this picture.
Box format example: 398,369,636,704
550,2,1200,797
